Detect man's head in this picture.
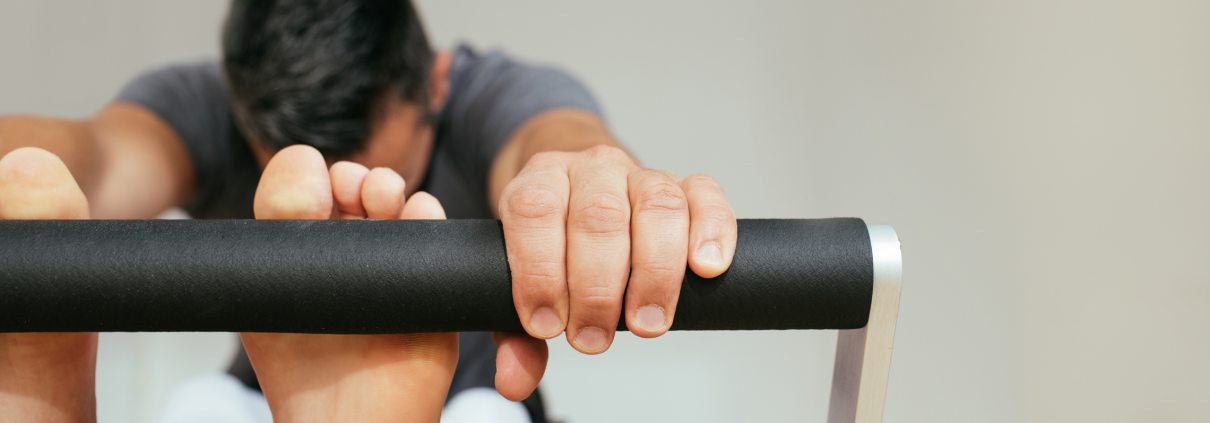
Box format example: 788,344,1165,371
222,0,448,187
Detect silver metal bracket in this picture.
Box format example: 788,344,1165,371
827,224,902,423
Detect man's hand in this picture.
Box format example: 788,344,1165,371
243,145,458,423
493,140,737,400
0,148,97,423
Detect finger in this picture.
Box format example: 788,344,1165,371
625,169,689,338
400,191,446,220
361,167,406,219
329,161,370,219
679,174,737,278
498,151,573,340
0,147,90,220
565,145,638,354
253,145,333,220
491,332,548,402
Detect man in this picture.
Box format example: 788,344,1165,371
0,0,738,422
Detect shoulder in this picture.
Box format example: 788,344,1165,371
111,60,256,219
114,60,235,139
427,45,604,211
445,46,597,108
113,59,237,146
441,45,602,134
117,60,228,106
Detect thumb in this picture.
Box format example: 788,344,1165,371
492,332,549,401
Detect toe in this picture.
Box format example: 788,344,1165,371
361,168,406,219
0,147,89,220
400,191,445,220
254,145,333,220
330,161,370,219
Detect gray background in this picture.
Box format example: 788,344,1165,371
2,1,1208,422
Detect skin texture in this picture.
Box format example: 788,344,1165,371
0,106,194,219
0,148,96,423
0,47,739,418
490,131,738,399
245,145,457,423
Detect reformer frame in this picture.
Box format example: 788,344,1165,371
827,224,902,423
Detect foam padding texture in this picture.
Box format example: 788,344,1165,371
0,219,871,333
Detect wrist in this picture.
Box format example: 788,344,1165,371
488,109,620,215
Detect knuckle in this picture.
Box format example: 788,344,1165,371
574,289,622,315
572,193,630,234
637,260,684,284
516,262,565,294
696,204,736,229
653,169,680,181
505,184,566,222
582,144,629,162
525,151,565,169
634,179,687,213
682,174,723,192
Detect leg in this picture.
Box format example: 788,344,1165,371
827,224,902,423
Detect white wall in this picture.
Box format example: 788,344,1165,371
2,1,1207,422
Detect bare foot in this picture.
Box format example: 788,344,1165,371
243,145,457,423
0,148,97,423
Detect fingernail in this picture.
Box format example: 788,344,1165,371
635,305,666,332
529,307,563,338
697,243,723,265
573,327,608,353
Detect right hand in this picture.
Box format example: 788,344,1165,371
242,145,458,423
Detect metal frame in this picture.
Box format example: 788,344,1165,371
827,224,902,423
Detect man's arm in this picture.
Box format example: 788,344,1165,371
0,106,193,422
0,117,101,194
0,103,195,218
487,109,620,209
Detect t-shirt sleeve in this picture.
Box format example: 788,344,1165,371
113,61,259,219
439,46,604,184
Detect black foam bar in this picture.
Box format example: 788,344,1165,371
0,218,872,333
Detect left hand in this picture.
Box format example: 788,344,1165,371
492,144,737,400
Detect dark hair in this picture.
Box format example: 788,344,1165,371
222,0,433,156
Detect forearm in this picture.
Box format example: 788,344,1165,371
0,116,102,196
487,108,624,213
85,104,194,219
0,104,196,219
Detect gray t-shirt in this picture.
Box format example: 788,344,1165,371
114,45,599,419
116,45,600,220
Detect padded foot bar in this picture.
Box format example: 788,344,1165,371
0,217,901,422
0,218,876,333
